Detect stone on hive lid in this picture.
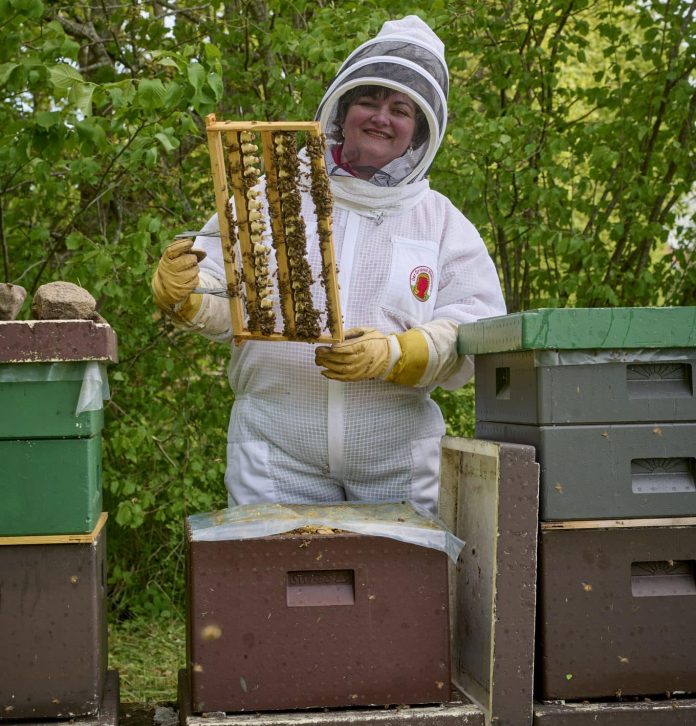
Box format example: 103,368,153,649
32,281,97,320
0,283,27,321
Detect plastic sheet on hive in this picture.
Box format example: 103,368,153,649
0,361,110,415
534,347,696,366
187,501,465,563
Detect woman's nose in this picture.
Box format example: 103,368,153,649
370,104,390,125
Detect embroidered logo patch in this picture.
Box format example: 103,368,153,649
410,266,433,302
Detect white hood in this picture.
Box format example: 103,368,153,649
316,15,449,187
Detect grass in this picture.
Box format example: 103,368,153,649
108,617,186,703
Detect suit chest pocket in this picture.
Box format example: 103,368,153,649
380,236,439,324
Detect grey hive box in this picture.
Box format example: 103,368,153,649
538,517,696,701
476,420,696,521
466,307,696,521
464,307,696,427
473,349,696,426
0,514,108,720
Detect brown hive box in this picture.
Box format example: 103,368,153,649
185,522,451,713
539,517,696,701
0,514,108,719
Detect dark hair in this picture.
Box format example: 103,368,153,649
332,84,429,148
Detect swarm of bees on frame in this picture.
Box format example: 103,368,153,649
221,125,341,342
240,130,277,336
272,131,322,340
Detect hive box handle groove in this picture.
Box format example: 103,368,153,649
286,569,355,607
631,560,696,597
631,457,696,494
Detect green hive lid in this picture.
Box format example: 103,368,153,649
458,307,696,354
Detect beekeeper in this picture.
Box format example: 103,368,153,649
152,15,506,512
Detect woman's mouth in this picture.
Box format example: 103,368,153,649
363,129,392,140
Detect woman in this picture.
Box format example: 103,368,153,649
152,16,506,512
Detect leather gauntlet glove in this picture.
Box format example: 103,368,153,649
315,328,391,382
315,327,429,386
152,238,206,322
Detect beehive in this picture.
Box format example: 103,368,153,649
465,307,696,522
538,517,696,700
0,320,116,536
186,525,450,712
473,348,696,426
0,514,108,719
476,420,696,521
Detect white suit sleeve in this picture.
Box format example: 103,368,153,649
416,196,506,390
415,318,473,389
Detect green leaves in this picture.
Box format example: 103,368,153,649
48,62,83,89
154,129,180,152
49,63,95,115
137,78,167,109
435,0,695,311
0,63,19,86
9,0,43,18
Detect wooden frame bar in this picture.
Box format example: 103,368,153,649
205,114,343,344
206,124,245,336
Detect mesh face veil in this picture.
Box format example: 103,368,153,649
316,16,449,187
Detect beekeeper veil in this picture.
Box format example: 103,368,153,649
316,15,448,187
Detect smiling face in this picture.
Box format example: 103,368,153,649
340,90,417,178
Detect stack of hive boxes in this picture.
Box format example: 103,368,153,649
0,319,119,723
459,307,696,707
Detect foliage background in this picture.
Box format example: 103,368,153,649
1,0,694,619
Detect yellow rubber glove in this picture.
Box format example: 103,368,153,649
152,238,206,322
315,328,392,382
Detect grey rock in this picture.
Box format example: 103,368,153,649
153,705,179,726
0,283,27,320
32,281,97,320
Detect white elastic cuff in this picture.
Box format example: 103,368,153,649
170,272,233,342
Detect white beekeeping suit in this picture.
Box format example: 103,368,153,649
170,15,506,511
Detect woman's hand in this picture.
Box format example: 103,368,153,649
315,326,431,386
152,238,206,321
315,328,392,381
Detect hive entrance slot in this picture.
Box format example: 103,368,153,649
495,367,511,399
